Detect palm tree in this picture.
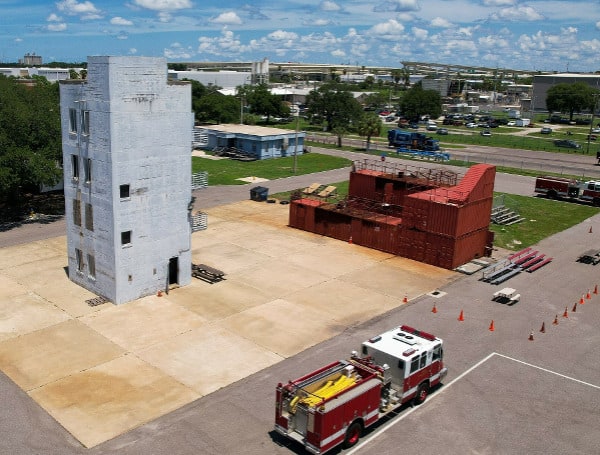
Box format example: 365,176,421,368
357,114,383,151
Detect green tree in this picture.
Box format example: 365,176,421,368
305,82,364,140
546,82,598,121
243,83,290,122
0,75,62,204
391,69,403,92
362,92,388,111
357,114,383,151
399,84,442,121
195,92,240,124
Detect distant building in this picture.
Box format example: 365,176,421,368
60,56,194,304
198,124,305,160
532,74,600,112
20,53,42,66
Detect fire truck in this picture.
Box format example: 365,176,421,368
274,325,447,454
534,176,600,205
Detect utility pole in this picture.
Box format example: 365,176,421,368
293,111,299,174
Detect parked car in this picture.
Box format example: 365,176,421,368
592,127,600,134
587,134,597,141
426,124,438,131
466,122,477,128
480,130,492,137
554,139,581,149
437,128,449,135
541,127,552,134
507,121,516,126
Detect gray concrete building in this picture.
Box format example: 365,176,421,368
532,73,600,112
60,56,193,304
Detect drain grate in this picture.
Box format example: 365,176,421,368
86,296,110,307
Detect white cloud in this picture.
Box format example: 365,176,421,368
490,5,543,21
47,23,68,32
373,0,419,13
483,0,515,5
47,13,62,22
129,48,138,55
56,0,102,20
312,19,332,26
320,1,341,12
111,17,133,26
370,19,405,36
331,49,346,58
133,0,192,11
267,30,299,41
596,21,600,31
412,27,428,40
478,35,509,49
158,12,171,22
210,12,242,25
431,17,452,28
164,42,193,59
198,28,246,55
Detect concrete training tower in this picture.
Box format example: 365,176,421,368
60,56,193,304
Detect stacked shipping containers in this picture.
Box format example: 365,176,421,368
288,162,495,270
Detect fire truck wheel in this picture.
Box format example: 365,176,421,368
342,421,363,449
414,383,429,405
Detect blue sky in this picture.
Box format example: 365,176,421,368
1,0,599,72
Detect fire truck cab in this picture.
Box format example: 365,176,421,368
360,325,445,405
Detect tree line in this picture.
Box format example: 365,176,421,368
1,72,598,211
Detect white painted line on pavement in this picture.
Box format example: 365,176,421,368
494,353,600,390
347,352,600,454
347,352,496,455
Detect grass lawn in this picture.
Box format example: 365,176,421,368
192,153,352,185
490,194,600,250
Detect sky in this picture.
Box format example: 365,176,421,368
1,0,600,73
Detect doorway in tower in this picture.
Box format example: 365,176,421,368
168,257,179,285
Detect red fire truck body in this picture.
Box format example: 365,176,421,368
274,325,447,454
534,176,600,205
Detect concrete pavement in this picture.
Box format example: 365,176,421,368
0,198,459,449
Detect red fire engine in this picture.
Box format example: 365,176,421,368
534,176,600,205
274,325,447,454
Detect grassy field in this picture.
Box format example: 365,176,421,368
192,153,351,185
490,194,600,249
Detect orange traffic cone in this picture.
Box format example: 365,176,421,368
572,301,578,313
403,295,408,303
579,294,585,305
552,315,559,325
586,289,592,299
594,284,598,295
489,320,495,332
157,290,163,297
458,310,464,322
348,236,353,244
528,331,534,341
563,306,569,318
431,303,438,314
540,322,546,333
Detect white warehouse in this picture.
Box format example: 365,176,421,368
60,56,194,304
